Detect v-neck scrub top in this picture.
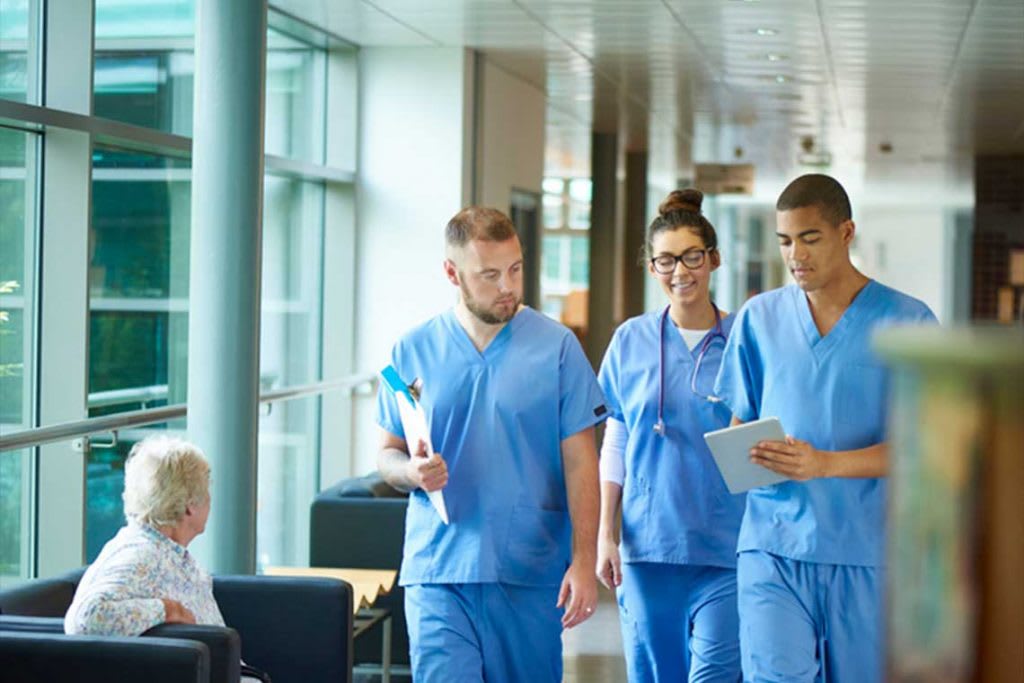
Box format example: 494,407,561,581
714,281,937,567
598,310,745,568
377,307,608,587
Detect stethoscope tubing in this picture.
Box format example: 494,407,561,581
654,303,727,436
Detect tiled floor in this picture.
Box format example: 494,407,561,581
562,588,627,683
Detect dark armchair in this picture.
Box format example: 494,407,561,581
311,472,409,671
0,630,211,683
0,568,353,683
214,574,352,683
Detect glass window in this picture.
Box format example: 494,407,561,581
568,178,591,202
0,129,37,427
569,235,590,286
567,178,591,230
88,147,191,407
94,0,196,136
542,235,563,280
265,29,326,164
568,201,590,230
85,146,191,554
257,175,325,569
0,0,38,104
86,424,182,562
75,2,336,568
542,178,564,195
540,176,591,327
542,192,563,230
93,3,329,165
0,127,39,583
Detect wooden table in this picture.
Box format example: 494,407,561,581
264,566,396,615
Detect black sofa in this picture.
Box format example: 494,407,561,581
0,567,353,683
0,630,212,683
311,473,409,672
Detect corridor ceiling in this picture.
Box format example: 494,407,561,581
275,0,1024,200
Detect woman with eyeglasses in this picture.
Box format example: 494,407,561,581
596,189,745,682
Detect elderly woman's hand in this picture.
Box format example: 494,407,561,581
161,598,197,624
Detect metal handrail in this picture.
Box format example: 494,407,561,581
88,384,170,409
0,372,377,452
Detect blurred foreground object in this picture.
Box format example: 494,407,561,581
876,327,1024,683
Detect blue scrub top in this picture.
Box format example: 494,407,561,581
377,307,607,587
714,281,937,566
598,310,745,569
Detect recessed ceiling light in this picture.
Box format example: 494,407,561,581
753,28,778,36
766,53,787,62
757,74,790,83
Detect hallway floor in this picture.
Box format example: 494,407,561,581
562,588,627,682
356,587,628,682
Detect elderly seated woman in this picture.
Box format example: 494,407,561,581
64,435,266,682
65,435,217,634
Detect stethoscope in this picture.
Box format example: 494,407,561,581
653,303,727,436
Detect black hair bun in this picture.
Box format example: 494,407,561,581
658,189,704,216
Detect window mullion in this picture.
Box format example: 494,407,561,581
35,0,95,578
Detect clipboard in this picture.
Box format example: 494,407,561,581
703,417,790,494
380,365,450,524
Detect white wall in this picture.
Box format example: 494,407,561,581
852,205,949,322
646,195,957,323
474,58,546,208
351,47,474,476
347,50,550,479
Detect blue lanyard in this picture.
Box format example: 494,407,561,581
654,304,725,436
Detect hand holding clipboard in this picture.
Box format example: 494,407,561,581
380,366,450,524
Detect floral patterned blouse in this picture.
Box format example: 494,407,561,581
64,520,225,636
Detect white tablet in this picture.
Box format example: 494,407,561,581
703,417,790,494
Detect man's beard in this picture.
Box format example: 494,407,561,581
460,280,520,325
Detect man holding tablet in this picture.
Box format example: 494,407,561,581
713,174,936,682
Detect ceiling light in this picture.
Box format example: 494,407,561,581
753,28,778,36
766,53,787,62
775,75,788,84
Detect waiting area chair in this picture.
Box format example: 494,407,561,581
0,567,354,683
0,630,213,683
311,472,409,675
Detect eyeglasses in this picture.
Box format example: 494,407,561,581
650,249,710,274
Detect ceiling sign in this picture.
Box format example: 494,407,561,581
694,163,755,195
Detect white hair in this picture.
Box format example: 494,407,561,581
122,436,210,528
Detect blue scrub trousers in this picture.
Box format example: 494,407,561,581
737,550,882,683
404,582,563,683
618,562,741,683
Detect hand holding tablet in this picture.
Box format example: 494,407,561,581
703,417,791,493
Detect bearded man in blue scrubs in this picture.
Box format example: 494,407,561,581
376,206,607,683
714,174,937,682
